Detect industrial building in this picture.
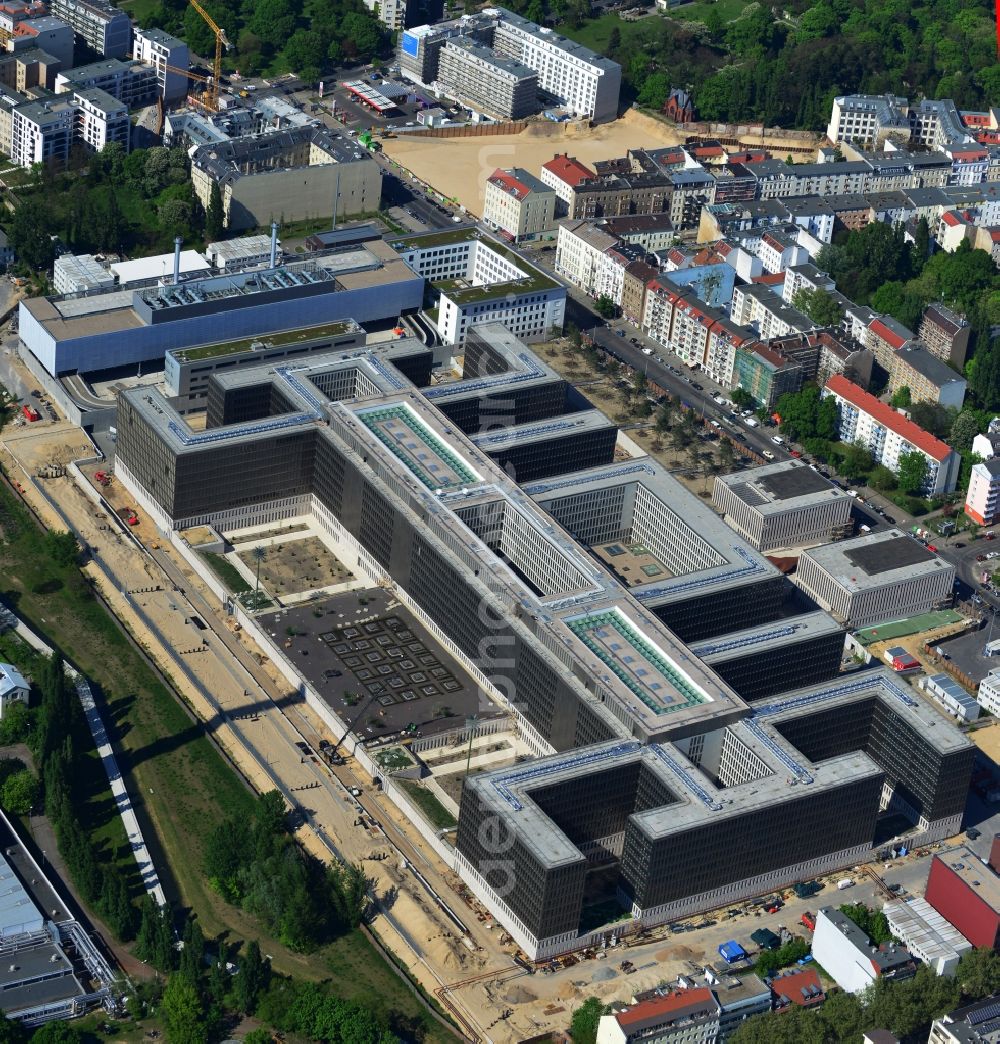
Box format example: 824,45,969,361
18,238,423,379
795,529,955,629
114,322,973,962
389,228,565,344
925,842,1000,950
712,459,853,553
812,907,916,994
920,673,981,723
189,125,382,231
0,808,117,1022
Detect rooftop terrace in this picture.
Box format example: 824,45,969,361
172,320,360,362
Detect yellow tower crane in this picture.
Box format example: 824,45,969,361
188,0,231,111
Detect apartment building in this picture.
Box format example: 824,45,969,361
554,218,621,298
10,97,71,165
888,344,966,409
131,26,188,101
822,374,961,494
540,153,596,215
620,259,656,326
56,57,158,107
730,284,812,341
570,172,673,220
733,341,805,409
400,8,621,122
864,315,916,370
437,37,538,120
490,8,621,122
827,94,911,147
8,13,72,67
919,302,971,368
72,84,127,151
482,167,556,242
964,458,1000,527
48,0,130,57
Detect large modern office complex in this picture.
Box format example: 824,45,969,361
114,321,973,961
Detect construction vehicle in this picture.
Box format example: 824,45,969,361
94,471,112,487
358,130,382,153
188,0,231,111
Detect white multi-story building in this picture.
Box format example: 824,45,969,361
813,908,916,994
730,284,812,342
400,8,621,123
822,373,961,495
796,529,955,629
964,458,1000,527
978,667,1000,716
394,228,565,344
491,8,621,123
826,94,911,146
72,86,127,151
10,97,72,166
131,26,188,101
483,167,556,242
597,990,720,1044
554,218,621,299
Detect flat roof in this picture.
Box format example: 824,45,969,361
884,895,971,963
356,402,481,491
934,845,1000,914
802,529,953,591
717,459,847,513
111,250,211,285
171,320,360,362
691,611,843,663
845,535,935,576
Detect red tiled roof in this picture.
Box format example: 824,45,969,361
541,154,596,188
616,988,715,1028
751,272,785,285
869,318,908,349
825,374,955,461
488,169,532,200
941,211,966,227
770,968,824,1008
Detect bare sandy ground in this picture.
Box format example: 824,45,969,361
381,109,690,217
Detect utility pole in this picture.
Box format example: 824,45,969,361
331,168,341,232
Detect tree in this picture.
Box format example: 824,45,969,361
897,450,928,495
950,410,982,452
890,386,912,409
283,29,325,82
909,401,954,439
43,530,78,567
792,287,844,327
9,199,54,272
956,947,1000,999
0,770,37,815
340,12,385,63
570,998,605,1044
595,295,616,319
28,1023,82,1044
868,464,897,492
205,181,224,241
162,975,209,1044
837,442,873,481
234,940,269,1015
178,916,205,985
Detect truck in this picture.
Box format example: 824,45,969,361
837,877,854,890
793,881,821,899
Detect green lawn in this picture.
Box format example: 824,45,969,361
399,781,457,831
201,551,251,594
118,0,159,23
0,475,456,1040
669,0,751,22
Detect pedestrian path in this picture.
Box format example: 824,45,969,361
8,610,166,906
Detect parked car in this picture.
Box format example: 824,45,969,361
763,449,776,460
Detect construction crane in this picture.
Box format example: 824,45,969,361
188,0,231,111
